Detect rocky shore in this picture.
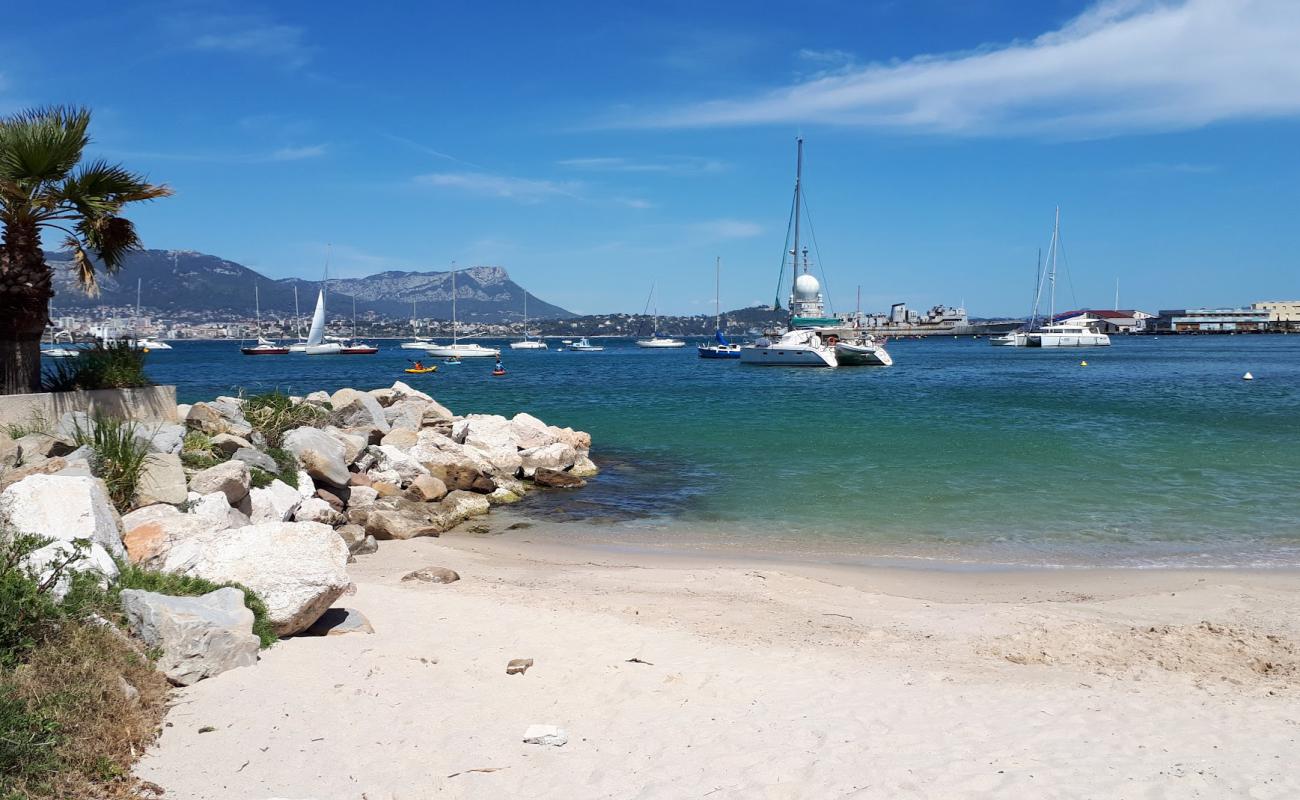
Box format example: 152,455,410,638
1,380,595,680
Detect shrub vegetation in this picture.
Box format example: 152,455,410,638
41,343,152,392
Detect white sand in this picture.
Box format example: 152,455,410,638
137,526,1300,799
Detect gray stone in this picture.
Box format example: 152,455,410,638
365,444,429,485
120,588,259,686
232,447,277,474
123,511,226,569
506,658,533,675
353,534,378,555
335,523,366,549
188,491,251,529
136,453,188,507
293,497,345,527
402,566,460,584
160,521,351,636
137,422,186,455
322,426,367,465
188,460,251,505
452,415,524,476
404,474,448,503
379,427,419,449
304,607,374,636
283,427,350,489
518,442,578,478
1,474,124,591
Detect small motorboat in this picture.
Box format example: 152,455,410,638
242,337,290,355
340,340,379,355
569,337,604,351
404,365,438,374
442,356,462,365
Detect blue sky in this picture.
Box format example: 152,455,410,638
4,0,1299,316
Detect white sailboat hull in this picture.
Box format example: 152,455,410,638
1027,332,1111,347
636,338,686,348
509,340,548,350
304,342,344,355
133,338,171,350
425,343,500,358
990,332,1029,347
740,344,836,366
400,340,433,350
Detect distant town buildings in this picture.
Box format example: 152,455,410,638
1252,300,1300,328
1051,309,1155,333
1153,307,1273,333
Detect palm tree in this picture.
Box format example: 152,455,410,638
0,106,171,395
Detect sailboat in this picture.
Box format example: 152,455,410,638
303,251,345,355
698,257,741,358
425,265,500,358
400,300,434,349
635,283,686,348
241,283,289,355
1025,208,1110,348
509,291,548,350
340,296,378,354
132,275,172,350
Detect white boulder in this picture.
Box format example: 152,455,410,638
160,521,351,636
247,479,302,523
518,442,578,478
188,460,251,505
136,453,189,507
283,427,350,489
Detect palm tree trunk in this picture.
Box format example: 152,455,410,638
0,221,53,395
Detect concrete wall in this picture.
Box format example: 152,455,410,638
0,386,178,433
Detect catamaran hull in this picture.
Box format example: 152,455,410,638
990,333,1028,347
1027,333,1111,347
740,345,837,367
834,342,893,366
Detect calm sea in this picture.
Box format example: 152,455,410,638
136,335,1300,568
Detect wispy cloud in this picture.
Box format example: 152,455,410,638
615,197,656,209
557,155,727,174
181,13,314,69
691,219,763,239
270,144,327,161
1121,161,1220,175
415,171,583,203
625,0,1300,137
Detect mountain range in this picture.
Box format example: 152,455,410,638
46,249,575,322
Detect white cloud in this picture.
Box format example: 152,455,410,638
270,144,327,161
186,14,313,68
415,172,582,203
692,219,763,239
627,0,1300,137
615,197,656,209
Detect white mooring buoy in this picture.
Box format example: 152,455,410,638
1243,372,1254,381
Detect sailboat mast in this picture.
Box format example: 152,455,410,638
254,282,261,339
793,137,803,279
523,291,528,340
1114,278,1120,311
1048,206,1060,325
451,264,458,346
294,286,301,339
715,257,721,331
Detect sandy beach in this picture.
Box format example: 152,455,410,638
137,517,1300,799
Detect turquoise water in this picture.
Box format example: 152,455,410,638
139,336,1300,567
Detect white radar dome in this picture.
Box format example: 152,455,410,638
793,273,821,299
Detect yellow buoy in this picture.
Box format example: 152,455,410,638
142,347,150,353
1080,360,1088,366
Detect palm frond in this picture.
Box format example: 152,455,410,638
62,235,101,295
76,215,142,272
0,106,90,186
54,160,173,217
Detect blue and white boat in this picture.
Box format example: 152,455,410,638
698,257,742,359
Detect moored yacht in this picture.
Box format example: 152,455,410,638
698,257,742,359
635,282,686,348
510,292,548,350
1026,321,1111,348
426,265,501,358
569,337,604,351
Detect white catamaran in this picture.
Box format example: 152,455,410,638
1026,208,1111,349
425,265,500,358
509,291,548,350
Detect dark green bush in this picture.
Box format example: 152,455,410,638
242,390,324,448
41,342,151,392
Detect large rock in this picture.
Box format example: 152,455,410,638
210,433,253,457
329,389,390,434
12,432,78,460
364,498,443,540
121,503,184,533
509,412,560,450
1,474,124,591
572,454,599,477
232,447,277,474
534,467,587,488
390,381,451,418
122,512,227,569
185,401,253,438
293,497,345,527
518,442,578,478
136,453,189,507
409,429,495,475
120,588,260,686
247,479,302,523
283,427,350,489
365,445,429,485
188,460,251,505
379,428,418,449
404,474,447,502
452,415,523,476
383,399,431,432
322,427,367,465
160,521,351,636
137,422,186,455
188,491,250,529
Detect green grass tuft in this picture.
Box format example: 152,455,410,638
70,416,150,513
241,389,324,448
265,447,299,488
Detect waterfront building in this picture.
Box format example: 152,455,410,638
1051,309,1154,333
1252,300,1300,330
1153,308,1272,333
